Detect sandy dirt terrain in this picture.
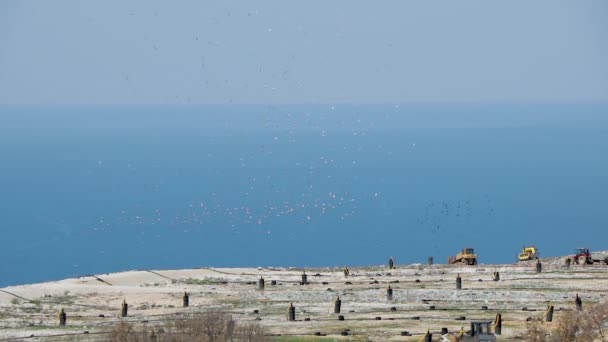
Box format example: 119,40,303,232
1,255,607,341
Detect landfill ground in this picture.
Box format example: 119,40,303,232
1,255,607,341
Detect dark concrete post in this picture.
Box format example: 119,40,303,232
58,308,66,326
301,271,308,285
287,302,296,321
494,313,502,335
423,329,432,342
121,300,128,317
456,274,462,290
536,260,542,273
182,292,189,308
334,296,341,314
258,277,265,290
493,271,500,281
387,285,393,301
546,304,554,322
428,257,434,265
575,294,583,311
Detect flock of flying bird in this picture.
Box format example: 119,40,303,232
87,112,496,244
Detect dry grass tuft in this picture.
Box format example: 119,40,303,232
108,311,267,342
525,302,608,342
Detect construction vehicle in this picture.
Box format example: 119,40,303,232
518,245,539,261
449,248,478,265
569,248,608,265
458,321,496,341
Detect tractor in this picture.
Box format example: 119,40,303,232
573,248,593,264
570,248,608,265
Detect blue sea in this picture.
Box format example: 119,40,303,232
1,103,607,287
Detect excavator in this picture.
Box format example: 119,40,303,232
441,321,497,341
459,321,496,341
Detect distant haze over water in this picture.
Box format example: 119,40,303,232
0,103,607,287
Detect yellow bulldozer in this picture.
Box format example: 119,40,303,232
449,248,478,265
518,246,539,261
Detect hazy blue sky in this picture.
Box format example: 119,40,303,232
1,1,606,105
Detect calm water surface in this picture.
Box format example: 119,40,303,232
1,104,606,286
